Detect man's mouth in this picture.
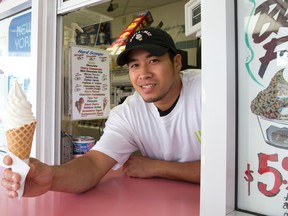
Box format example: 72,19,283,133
140,84,156,93
141,84,155,89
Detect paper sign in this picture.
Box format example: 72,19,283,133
237,1,288,215
71,46,110,120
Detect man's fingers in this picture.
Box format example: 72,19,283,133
3,155,12,166
3,169,21,182
2,179,20,191
5,189,18,198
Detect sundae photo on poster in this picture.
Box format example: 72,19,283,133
250,68,288,149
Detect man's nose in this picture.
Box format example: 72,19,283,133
138,64,152,79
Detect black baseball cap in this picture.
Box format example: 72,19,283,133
116,27,177,66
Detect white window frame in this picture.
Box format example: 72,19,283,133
0,0,31,20
0,0,59,165
2,0,243,214
200,0,238,215
30,0,59,165
57,0,109,15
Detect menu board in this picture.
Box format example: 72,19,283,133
237,1,288,215
71,46,110,120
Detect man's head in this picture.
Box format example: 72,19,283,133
116,27,177,66
117,28,182,111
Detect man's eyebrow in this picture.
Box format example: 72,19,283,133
126,57,136,64
127,53,155,63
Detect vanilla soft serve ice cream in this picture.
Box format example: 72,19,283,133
5,80,36,161
6,80,36,130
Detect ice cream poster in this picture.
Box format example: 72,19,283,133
237,0,288,215
71,46,110,120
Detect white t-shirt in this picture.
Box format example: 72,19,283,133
92,69,201,170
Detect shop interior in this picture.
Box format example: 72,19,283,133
60,0,201,163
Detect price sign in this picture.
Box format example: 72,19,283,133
237,0,288,215
242,153,288,215
244,154,288,196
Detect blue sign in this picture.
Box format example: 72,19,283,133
8,12,31,55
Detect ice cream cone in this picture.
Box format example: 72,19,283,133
6,121,36,161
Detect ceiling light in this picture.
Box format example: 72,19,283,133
107,0,119,12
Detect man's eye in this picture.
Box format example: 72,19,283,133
129,63,138,69
149,59,159,64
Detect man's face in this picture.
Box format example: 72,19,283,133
127,49,182,110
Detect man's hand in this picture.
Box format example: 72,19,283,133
123,155,201,183
1,150,117,198
122,155,156,178
1,156,53,198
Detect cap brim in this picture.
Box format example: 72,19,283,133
116,44,169,66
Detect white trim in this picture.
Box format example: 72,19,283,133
0,0,30,14
200,0,236,215
31,0,58,165
227,211,254,216
57,0,110,15
55,16,64,165
184,0,201,37
0,0,31,20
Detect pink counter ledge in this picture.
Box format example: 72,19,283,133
0,168,200,216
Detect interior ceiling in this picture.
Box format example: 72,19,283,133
88,0,181,19
63,0,182,28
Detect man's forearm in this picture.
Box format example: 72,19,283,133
153,160,201,183
51,151,116,193
51,157,98,193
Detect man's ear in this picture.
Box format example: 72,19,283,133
174,53,182,71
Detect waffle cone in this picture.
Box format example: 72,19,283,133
6,121,36,160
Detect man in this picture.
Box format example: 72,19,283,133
1,27,201,198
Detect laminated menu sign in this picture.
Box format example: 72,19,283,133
71,46,110,120
237,0,288,215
